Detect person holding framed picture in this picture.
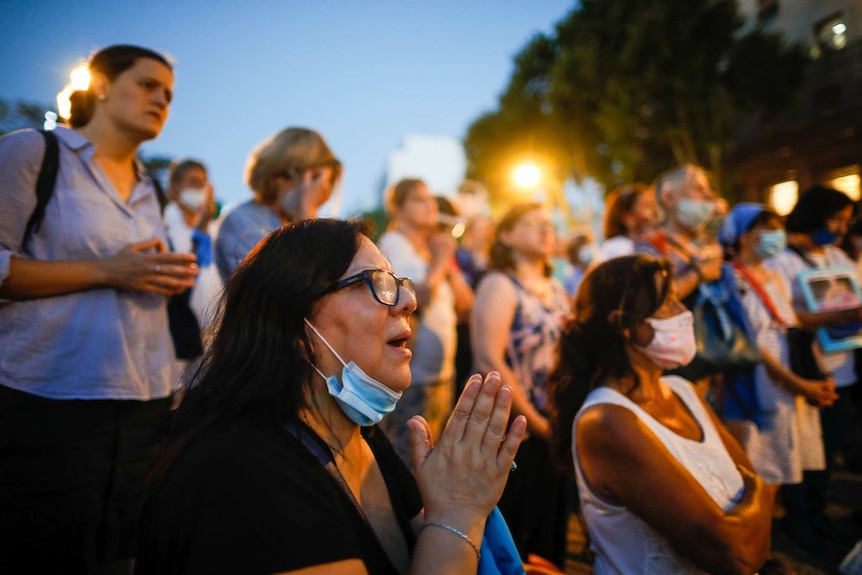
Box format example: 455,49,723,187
768,185,861,553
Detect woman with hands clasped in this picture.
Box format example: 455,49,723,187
0,45,196,573
471,203,571,568
549,255,776,575
137,218,525,575
719,204,837,560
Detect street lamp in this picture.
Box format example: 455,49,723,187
57,64,90,121
513,162,541,190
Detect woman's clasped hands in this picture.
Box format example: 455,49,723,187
102,237,198,296
408,371,527,530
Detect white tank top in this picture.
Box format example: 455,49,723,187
573,376,745,574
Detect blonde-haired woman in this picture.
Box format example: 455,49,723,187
214,127,342,280
377,179,473,464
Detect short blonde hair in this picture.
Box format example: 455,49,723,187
245,127,341,203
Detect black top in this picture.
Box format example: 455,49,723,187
136,421,423,575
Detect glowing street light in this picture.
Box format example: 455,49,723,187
57,64,90,120
69,65,91,90
513,162,541,189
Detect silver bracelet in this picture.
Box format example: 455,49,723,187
424,522,481,560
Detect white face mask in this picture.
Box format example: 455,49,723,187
178,188,207,211
676,199,714,231
304,319,402,426
633,310,697,370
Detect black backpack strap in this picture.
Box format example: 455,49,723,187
24,129,60,240
150,173,168,216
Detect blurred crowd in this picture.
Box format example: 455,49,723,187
2,44,862,575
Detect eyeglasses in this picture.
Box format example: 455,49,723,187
327,269,416,306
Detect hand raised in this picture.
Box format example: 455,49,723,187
409,372,527,527
428,233,457,267
102,238,198,296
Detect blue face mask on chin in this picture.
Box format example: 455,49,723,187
304,319,402,427
811,227,840,247
755,229,787,260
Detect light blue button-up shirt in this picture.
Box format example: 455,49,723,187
0,127,173,400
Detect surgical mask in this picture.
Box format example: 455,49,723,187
633,310,697,370
811,227,840,247
279,188,300,221
676,199,714,231
178,188,207,211
304,319,401,427
755,229,787,260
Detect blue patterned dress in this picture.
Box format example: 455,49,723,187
504,274,570,413
497,273,571,567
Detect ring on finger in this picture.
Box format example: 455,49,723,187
155,264,162,273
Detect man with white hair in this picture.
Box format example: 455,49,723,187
637,164,724,300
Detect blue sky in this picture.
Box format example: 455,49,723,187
1,0,575,215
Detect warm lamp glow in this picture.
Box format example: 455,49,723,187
56,86,74,120
513,163,541,189
69,65,90,91
830,173,860,201
769,180,798,216
57,64,91,120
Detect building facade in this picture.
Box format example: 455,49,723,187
732,0,862,213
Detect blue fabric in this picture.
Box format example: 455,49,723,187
214,199,282,281
718,203,765,247
715,263,772,428
479,506,526,575
190,228,212,268
0,127,174,400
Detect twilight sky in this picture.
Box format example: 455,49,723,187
1,0,574,215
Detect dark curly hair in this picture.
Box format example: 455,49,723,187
548,254,671,474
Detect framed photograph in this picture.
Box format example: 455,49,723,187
798,266,862,353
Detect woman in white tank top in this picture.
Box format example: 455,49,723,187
548,254,777,574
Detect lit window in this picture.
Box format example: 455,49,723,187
769,180,799,216
815,14,847,52
829,173,860,201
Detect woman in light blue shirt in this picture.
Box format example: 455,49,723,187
0,44,197,574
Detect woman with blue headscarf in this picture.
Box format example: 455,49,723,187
719,203,837,559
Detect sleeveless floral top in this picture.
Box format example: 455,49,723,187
504,274,570,413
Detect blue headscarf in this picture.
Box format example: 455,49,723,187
717,203,766,248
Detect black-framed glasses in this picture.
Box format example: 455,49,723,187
327,269,415,306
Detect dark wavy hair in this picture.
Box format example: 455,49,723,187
68,45,172,128
168,158,208,188
785,184,853,234
548,254,671,474
488,202,552,277
149,218,369,484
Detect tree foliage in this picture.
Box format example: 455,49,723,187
464,0,807,203
0,98,53,136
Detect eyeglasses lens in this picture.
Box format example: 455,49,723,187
372,271,398,305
